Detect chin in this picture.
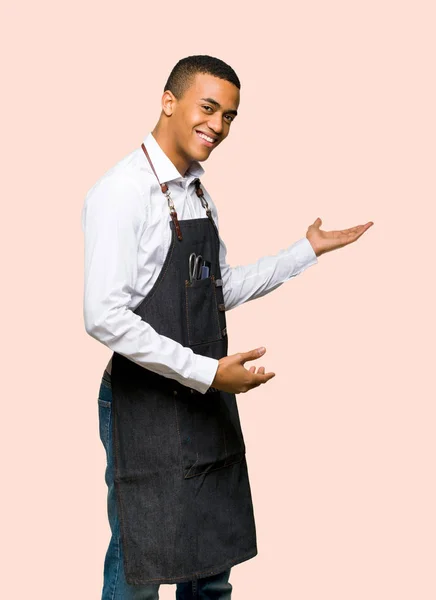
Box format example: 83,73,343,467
190,145,212,162
196,150,211,162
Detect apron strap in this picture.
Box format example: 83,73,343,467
141,143,183,241
141,142,219,240
194,179,219,236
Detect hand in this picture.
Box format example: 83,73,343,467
306,217,374,257
211,347,275,394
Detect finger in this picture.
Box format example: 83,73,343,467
326,222,371,238
357,222,374,234
326,224,371,247
342,223,373,242
339,222,373,236
249,371,276,388
247,366,265,375
239,347,266,364
340,226,362,235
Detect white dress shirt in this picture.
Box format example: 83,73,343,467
82,132,318,394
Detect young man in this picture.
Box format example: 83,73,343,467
82,55,373,599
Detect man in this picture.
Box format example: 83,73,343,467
82,55,373,599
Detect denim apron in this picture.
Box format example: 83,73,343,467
109,144,257,585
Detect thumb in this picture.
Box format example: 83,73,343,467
312,217,322,228
239,347,266,365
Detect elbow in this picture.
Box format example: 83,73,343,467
83,307,109,340
83,302,133,344
84,316,101,339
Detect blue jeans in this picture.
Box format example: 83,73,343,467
98,370,233,599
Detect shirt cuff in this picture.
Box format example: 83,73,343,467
184,353,220,395
293,237,318,268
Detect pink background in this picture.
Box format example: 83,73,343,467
3,1,435,598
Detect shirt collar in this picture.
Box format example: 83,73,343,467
142,131,205,185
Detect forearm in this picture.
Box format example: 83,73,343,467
84,304,219,394
221,237,318,311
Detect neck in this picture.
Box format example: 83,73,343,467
151,123,191,177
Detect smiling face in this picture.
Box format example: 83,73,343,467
159,72,240,172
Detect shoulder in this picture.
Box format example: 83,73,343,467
86,146,152,194
84,146,161,218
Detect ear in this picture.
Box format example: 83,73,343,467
162,90,176,116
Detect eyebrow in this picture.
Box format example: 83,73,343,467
200,97,238,116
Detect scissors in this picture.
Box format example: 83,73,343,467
189,253,203,282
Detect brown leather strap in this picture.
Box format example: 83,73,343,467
194,179,219,235
140,141,218,239
141,142,182,240
141,143,168,194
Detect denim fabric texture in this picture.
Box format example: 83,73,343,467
98,370,233,600
109,216,257,584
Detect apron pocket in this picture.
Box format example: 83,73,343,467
175,391,246,479
185,276,222,346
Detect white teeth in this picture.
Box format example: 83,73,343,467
197,132,215,143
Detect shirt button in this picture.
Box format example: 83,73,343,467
173,390,178,395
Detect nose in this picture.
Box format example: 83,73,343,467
207,113,224,135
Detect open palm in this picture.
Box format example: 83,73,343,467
306,217,374,257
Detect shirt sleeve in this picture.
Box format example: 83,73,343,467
81,174,218,394
203,187,318,312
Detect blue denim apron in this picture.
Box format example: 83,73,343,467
109,146,257,585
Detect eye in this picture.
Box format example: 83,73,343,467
202,105,213,112
225,114,234,123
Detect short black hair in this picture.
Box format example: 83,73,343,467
164,55,241,100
